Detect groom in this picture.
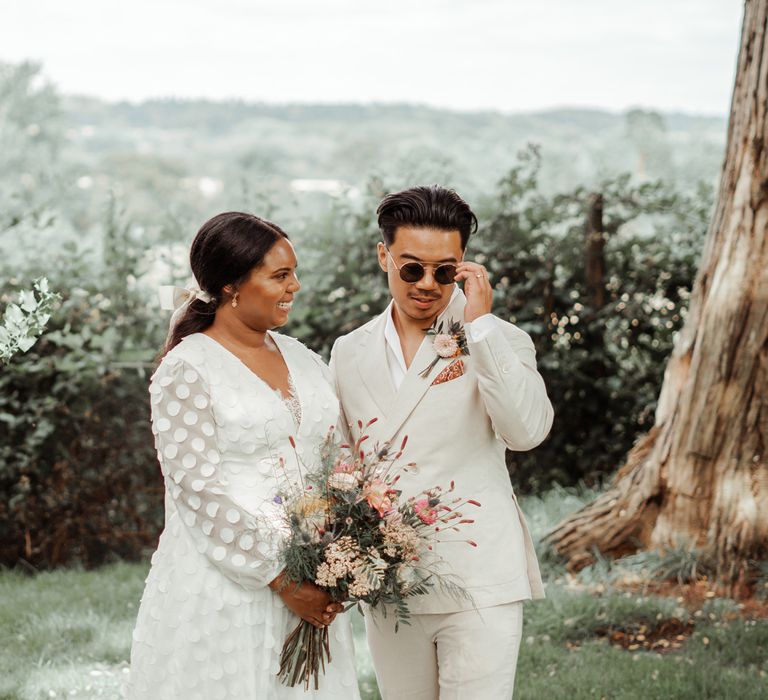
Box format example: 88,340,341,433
330,185,554,699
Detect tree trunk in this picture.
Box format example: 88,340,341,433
585,193,606,310
546,0,768,586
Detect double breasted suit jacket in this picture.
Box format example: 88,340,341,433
330,290,554,614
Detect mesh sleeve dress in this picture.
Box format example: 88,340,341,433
124,332,360,699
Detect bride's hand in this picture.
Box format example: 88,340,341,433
269,573,343,628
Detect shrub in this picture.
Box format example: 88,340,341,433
0,156,711,566
0,209,166,567
474,147,710,491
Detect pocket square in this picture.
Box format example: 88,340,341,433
431,359,465,386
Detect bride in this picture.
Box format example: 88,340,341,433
125,212,360,699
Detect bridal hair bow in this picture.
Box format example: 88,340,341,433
158,285,213,311
158,284,215,341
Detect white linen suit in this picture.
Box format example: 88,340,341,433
330,290,553,698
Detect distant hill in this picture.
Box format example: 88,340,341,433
57,96,726,231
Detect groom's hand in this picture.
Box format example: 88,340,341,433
270,573,342,627
455,261,492,323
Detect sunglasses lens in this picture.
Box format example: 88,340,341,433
435,265,457,285
395,260,457,285
399,263,425,283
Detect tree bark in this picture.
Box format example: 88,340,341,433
546,0,768,585
585,193,606,310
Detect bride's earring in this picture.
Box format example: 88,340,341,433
231,292,239,308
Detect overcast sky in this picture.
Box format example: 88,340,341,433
1,0,743,114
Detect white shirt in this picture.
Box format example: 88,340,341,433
383,286,497,390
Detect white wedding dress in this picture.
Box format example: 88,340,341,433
124,332,360,699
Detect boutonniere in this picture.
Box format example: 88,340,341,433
419,318,469,378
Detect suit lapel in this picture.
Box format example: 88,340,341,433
375,290,469,446
375,338,447,445
356,311,397,417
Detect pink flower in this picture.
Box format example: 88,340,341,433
414,498,438,525
333,460,356,473
433,333,459,358
363,478,394,517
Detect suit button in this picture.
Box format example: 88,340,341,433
501,365,511,374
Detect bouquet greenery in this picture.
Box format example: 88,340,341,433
275,419,479,689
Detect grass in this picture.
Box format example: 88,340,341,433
0,561,380,700
516,585,768,699
1,489,766,699
0,561,144,700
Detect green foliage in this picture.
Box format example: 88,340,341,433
0,207,167,568
0,278,59,363
475,146,711,490
614,546,718,586
284,179,390,355
0,62,66,226
0,151,711,565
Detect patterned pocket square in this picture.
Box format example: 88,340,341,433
431,359,465,386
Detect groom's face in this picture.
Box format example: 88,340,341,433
378,226,464,324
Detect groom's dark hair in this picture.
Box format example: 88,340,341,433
376,185,478,250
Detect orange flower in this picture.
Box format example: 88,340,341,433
362,478,394,517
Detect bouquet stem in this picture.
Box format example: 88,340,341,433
277,619,332,690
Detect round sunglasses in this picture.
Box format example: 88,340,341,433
386,249,458,286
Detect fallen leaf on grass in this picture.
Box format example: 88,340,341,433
593,617,695,653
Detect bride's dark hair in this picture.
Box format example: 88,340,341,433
163,211,289,355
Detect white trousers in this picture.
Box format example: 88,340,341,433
365,602,524,700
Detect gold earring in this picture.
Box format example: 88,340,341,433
231,292,239,308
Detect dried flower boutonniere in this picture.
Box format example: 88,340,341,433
419,318,469,378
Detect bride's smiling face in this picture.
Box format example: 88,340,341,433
231,238,301,330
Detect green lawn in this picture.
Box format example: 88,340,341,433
2,488,766,699
2,562,766,699
0,561,379,700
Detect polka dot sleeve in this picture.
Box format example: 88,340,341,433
149,357,285,589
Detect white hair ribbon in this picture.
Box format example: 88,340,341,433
158,285,212,311
158,284,214,343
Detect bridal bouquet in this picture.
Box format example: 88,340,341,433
275,419,480,690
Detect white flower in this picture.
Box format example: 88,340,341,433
328,471,359,491
433,333,459,358
381,521,421,557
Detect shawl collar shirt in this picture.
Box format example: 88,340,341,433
383,285,497,390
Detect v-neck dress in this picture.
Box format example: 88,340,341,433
124,332,360,699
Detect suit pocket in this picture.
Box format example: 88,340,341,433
426,368,470,396
430,359,466,386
